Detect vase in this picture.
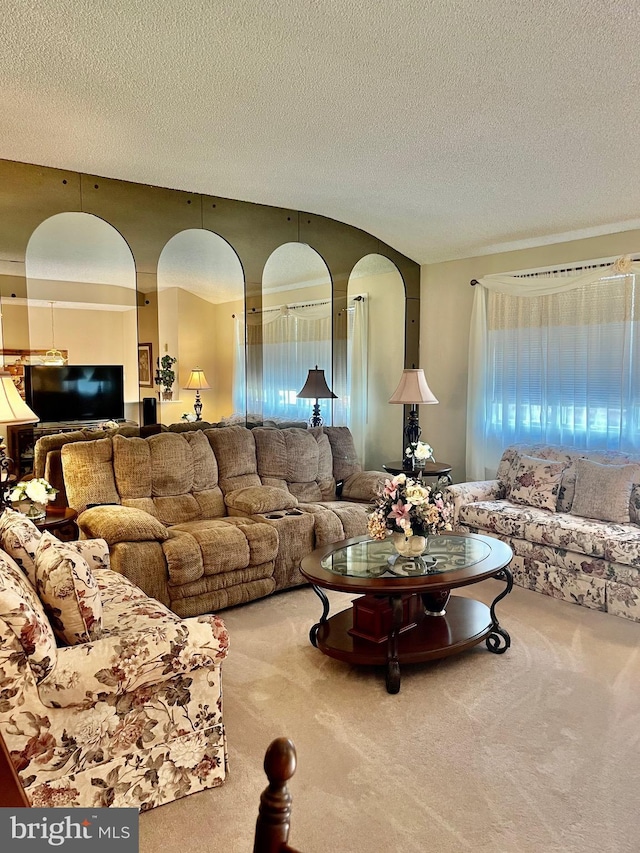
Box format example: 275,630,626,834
19,500,47,521
162,390,173,401
391,532,427,557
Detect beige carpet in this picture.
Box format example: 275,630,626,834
139,581,640,853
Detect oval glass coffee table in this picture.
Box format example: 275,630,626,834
300,532,513,694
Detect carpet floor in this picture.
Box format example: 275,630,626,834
139,580,640,853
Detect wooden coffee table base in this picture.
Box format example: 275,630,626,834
312,591,511,694
303,534,513,695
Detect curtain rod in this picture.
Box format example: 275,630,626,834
470,257,640,286
232,294,364,317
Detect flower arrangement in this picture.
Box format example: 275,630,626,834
405,441,434,462
367,474,452,540
10,478,58,506
181,412,197,422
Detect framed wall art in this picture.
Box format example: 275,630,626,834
138,343,153,387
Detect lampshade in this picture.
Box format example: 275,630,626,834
296,366,337,400
0,372,39,425
184,368,211,391
389,369,438,405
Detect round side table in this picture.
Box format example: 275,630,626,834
35,506,79,541
383,460,452,484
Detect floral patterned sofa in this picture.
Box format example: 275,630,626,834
444,443,640,621
0,509,228,809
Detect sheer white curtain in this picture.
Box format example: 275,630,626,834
232,315,245,416
235,297,369,430
348,296,368,461
467,258,640,479
261,302,332,421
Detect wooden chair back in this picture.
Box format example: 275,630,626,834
253,738,302,853
0,729,30,807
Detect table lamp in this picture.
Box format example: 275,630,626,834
184,368,211,421
389,368,438,469
0,371,39,509
296,365,337,427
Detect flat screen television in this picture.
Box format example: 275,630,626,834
24,365,125,424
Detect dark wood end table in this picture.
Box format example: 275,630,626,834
35,506,79,541
383,460,452,483
300,533,513,694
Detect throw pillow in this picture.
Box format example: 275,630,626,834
225,486,299,514
0,549,57,682
34,531,103,645
509,455,568,512
0,507,42,586
570,458,640,524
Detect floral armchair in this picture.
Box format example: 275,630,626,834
0,509,229,809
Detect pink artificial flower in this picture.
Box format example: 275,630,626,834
383,479,397,498
387,500,411,524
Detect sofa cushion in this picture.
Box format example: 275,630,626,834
34,531,103,645
0,548,57,681
341,471,387,502
206,426,262,493
79,504,169,543
323,426,362,481
459,500,640,568
184,429,220,492
570,458,640,524
0,508,41,586
113,434,152,498
509,455,567,512
225,486,298,514
62,437,121,513
254,427,334,501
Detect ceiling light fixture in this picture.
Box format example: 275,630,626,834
42,301,67,366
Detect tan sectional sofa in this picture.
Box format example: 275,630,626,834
32,418,308,508
61,425,385,617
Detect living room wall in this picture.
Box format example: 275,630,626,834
421,226,640,483
0,159,420,468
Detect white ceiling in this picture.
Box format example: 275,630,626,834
2,0,640,265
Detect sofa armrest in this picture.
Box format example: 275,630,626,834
341,471,387,503
443,479,505,526
225,485,298,515
38,614,229,708
77,505,169,545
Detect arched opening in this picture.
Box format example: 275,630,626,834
255,242,333,426
347,254,405,468
157,228,245,424
18,211,138,422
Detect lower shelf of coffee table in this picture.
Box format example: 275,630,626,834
315,596,492,666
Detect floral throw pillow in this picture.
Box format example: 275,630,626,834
509,455,568,513
0,507,42,587
34,531,103,646
0,548,57,682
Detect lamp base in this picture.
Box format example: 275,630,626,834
402,406,421,468
308,401,323,428
194,391,203,422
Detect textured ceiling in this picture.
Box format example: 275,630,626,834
2,0,640,264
